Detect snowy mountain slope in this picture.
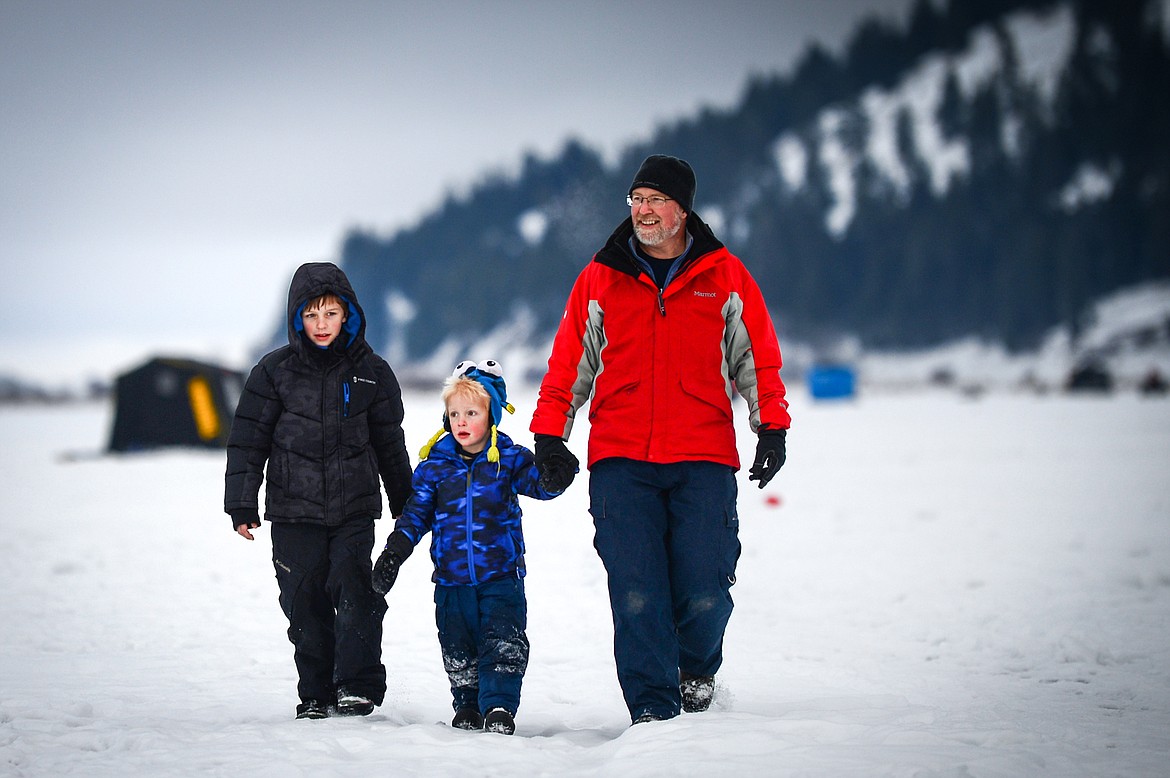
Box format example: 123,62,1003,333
3,1,1167,396
773,2,1093,235
340,0,1169,362
856,281,1170,391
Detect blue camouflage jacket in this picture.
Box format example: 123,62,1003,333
394,431,559,586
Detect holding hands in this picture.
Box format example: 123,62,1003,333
372,530,415,594
534,435,580,494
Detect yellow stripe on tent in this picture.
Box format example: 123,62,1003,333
188,376,221,441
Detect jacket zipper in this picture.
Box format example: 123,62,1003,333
464,464,477,585
321,371,331,518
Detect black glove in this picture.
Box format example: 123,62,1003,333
748,428,786,489
230,509,259,531
534,434,580,494
372,531,414,595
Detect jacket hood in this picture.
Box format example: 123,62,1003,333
285,262,367,353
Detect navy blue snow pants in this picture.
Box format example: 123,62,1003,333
435,575,530,716
588,458,740,721
270,518,387,705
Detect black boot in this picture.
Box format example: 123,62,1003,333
483,707,515,735
335,690,375,717
451,706,483,730
295,699,330,720
680,673,715,713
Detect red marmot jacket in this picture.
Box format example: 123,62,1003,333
531,213,790,470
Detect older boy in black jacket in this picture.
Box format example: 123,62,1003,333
224,261,412,719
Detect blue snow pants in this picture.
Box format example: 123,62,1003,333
270,518,387,705
435,575,530,716
588,458,740,721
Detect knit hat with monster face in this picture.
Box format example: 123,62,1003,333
419,359,515,464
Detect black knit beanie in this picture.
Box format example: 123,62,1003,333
629,154,696,212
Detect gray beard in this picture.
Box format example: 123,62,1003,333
634,220,681,247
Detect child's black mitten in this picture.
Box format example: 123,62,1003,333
372,530,414,595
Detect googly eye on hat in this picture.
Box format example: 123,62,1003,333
476,359,503,377
452,359,502,378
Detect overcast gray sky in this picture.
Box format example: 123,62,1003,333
1,0,915,382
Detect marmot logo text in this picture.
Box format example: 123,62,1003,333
693,291,717,298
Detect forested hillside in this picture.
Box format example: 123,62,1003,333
336,0,1169,362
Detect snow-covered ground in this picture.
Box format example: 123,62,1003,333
2,385,1169,776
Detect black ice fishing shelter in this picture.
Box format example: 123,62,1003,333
108,357,244,452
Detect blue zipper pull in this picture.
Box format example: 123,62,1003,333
343,382,351,418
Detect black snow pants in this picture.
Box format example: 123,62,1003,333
270,518,387,705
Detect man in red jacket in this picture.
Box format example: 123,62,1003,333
530,154,791,724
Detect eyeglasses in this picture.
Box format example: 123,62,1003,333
627,194,673,208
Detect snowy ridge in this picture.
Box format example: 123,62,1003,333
773,2,1087,236
429,283,1170,396
857,282,1170,391
3,281,1166,400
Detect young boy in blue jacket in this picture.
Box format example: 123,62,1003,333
371,360,571,735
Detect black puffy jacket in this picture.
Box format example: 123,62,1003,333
224,262,413,527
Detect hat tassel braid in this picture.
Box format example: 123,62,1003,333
488,426,500,465
487,403,515,468
419,428,447,460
